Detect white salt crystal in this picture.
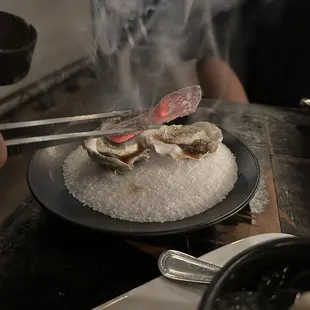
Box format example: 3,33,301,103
63,143,238,223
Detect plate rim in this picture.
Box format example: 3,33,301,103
27,128,260,236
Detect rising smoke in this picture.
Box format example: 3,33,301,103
91,0,242,112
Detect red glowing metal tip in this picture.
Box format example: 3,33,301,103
106,132,137,144
151,85,202,124
107,85,202,143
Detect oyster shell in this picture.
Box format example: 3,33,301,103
84,136,150,171
143,121,223,160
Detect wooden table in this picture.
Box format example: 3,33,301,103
200,100,310,237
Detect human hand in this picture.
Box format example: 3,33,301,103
0,133,7,168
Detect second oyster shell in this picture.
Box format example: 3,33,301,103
143,121,223,160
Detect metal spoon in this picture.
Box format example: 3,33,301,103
158,250,222,284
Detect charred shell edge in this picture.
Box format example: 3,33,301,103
83,140,151,171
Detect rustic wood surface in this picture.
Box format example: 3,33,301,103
197,101,310,238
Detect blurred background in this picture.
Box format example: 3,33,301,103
0,0,93,99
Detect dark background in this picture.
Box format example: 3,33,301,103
238,0,310,107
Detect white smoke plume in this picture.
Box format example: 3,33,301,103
91,0,242,112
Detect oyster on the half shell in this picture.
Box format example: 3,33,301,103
143,121,223,160
83,136,150,171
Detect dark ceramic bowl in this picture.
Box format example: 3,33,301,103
0,11,37,86
199,237,310,310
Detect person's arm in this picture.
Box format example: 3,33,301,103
196,57,248,103
0,133,7,168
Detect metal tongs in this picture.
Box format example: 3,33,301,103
0,109,159,155
1,85,202,155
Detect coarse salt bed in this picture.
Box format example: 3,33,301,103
63,143,238,223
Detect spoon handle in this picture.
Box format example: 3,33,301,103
158,250,221,284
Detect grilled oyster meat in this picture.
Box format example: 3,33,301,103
143,121,223,160
191,121,223,153
84,136,150,171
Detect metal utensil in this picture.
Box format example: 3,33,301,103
0,110,138,131
0,109,159,155
158,250,222,284
4,125,160,156
2,85,202,154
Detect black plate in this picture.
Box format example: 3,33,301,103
27,127,259,236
